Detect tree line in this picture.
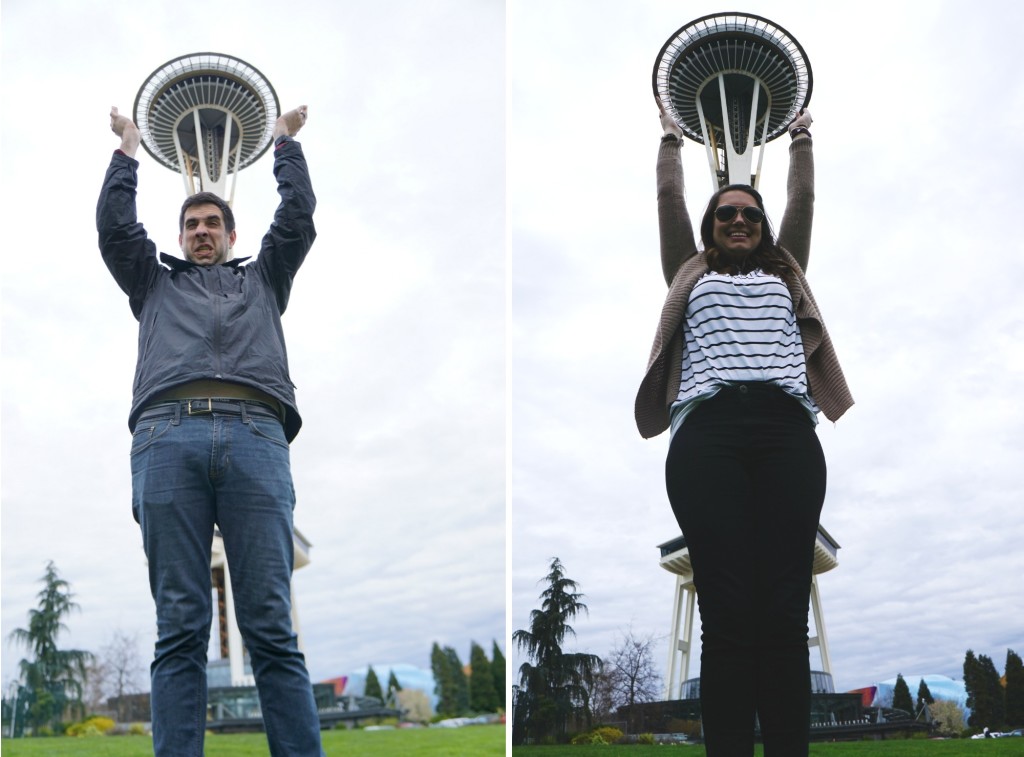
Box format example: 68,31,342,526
889,672,936,716
428,639,505,718
511,557,1024,745
889,650,1023,736
2,561,507,737
360,639,506,722
963,649,1023,732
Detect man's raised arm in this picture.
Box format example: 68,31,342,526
99,106,158,318
257,105,316,313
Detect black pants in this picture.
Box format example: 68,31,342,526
665,383,826,757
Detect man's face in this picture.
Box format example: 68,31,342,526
179,203,236,265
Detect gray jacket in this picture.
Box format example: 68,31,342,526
96,136,316,442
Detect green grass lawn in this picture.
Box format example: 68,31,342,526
512,739,1024,756
0,723,506,756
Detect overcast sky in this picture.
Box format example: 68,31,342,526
2,0,1022,716
1,0,504,694
510,0,1024,695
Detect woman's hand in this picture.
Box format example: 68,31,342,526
789,109,812,139
658,98,683,140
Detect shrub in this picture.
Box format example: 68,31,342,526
67,716,116,737
569,726,624,745
637,732,655,745
593,726,623,743
128,723,147,736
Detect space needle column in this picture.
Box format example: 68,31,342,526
653,13,812,190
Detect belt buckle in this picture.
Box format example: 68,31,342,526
187,398,213,416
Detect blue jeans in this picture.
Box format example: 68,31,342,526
665,384,826,757
131,402,324,757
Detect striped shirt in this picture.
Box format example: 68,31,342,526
669,269,818,435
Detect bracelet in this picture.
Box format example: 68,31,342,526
790,127,811,140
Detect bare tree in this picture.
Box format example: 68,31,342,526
84,658,110,714
99,631,144,722
601,627,662,732
929,699,966,737
589,666,621,725
395,688,433,724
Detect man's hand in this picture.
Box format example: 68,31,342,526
110,106,141,158
274,105,308,140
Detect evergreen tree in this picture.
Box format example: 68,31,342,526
964,650,982,727
965,650,1005,729
979,654,1006,728
916,677,935,712
1005,649,1024,728
387,670,402,696
364,665,383,701
469,641,500,712
892,673,915,715
445,646,470,714
431,642,465,717
492,640,506,709
8,562,93,733
513,558,601,744
431,643,449,714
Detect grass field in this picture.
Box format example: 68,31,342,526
512,739,1023,756
0,724,506,756
6,730,1021,756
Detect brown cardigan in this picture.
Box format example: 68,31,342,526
634,135,853,438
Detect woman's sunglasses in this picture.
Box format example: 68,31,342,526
714,205,764,224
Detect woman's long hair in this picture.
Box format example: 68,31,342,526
699,184,799,287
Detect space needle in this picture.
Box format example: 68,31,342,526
653,13,812,190
133,52,280,204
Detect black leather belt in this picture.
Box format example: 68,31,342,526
138,398,282,423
